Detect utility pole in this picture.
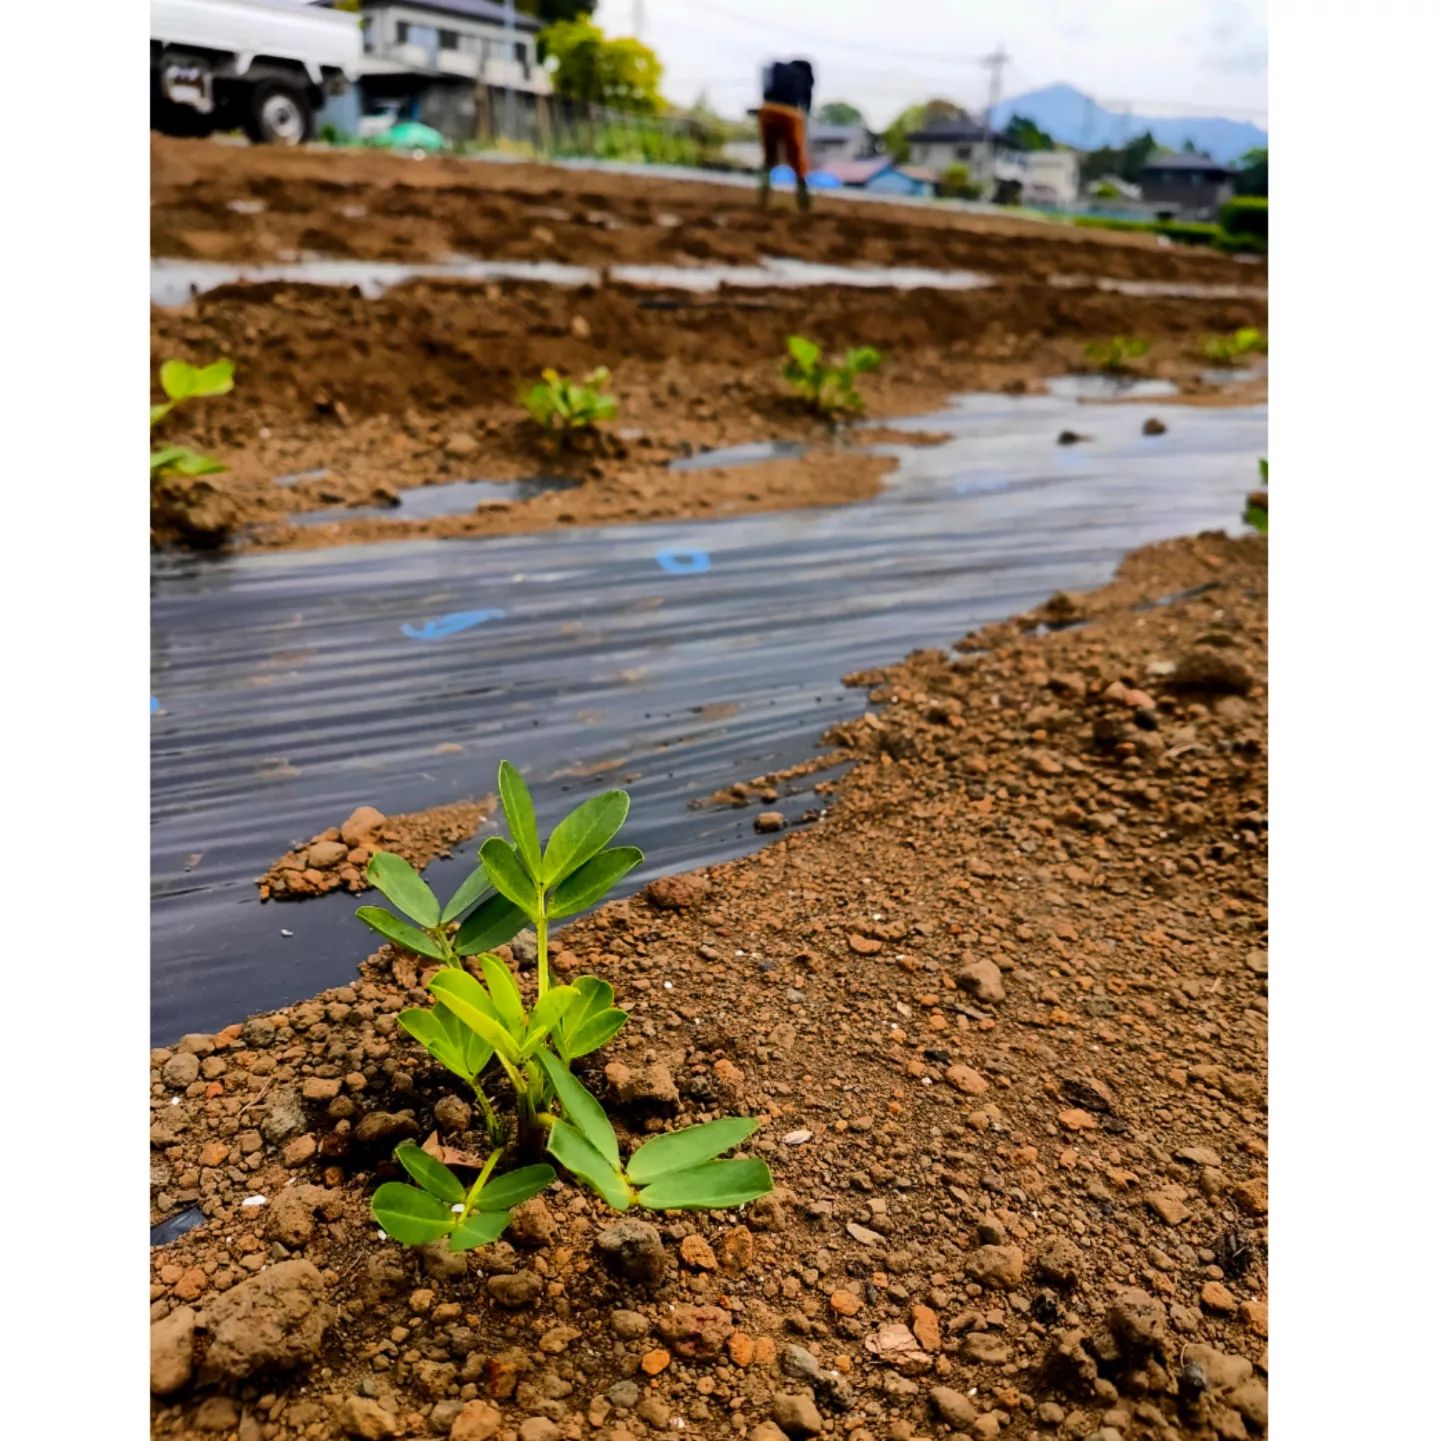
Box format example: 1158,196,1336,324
634,0,646,39
979,43,1009,198
980,43,1009,130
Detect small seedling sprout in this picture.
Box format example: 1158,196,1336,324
355,762,774,1223
151,358,234,479
781,335,882,418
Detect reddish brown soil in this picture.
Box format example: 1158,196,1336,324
259,799,496,902
151,137,1262,287
150,137,1266,550
151,276,1267,550
150,533,1267,1441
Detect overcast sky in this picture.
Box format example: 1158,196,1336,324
593,0,1267,126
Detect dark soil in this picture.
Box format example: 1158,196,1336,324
150,140,1267,551
150,533,1268,1441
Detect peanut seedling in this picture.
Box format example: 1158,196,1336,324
151,358,234,479
371,1140,554,1250
1083,336,1150,373
521,366,618,432
782,335,882,417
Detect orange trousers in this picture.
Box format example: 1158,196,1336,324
758,103,807,177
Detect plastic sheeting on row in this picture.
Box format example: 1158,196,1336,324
151,388,1265,1041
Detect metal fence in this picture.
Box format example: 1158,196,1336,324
472,93,729,171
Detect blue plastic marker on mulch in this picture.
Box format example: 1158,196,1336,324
151,696,160,714
656,549,711,575
401,608,505,640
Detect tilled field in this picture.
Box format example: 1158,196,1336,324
151,138,1259,284
149,139,1266,550
150,533,1268,1441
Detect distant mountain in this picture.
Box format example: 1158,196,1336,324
991,83,1266,163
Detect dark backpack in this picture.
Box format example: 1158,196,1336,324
763,60,815,112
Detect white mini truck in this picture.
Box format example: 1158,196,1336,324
151,0,361,144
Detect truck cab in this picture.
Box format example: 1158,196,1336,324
151,0,361,144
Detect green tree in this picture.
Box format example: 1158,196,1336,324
1003,114,1055,151
936,163,981,199
1235,146,1268,197
1079,129,1159,185
816,101,864,125
540,19,662,113
883,99,966,161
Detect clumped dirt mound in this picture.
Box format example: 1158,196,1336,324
259,799,495,901
152,136,1262,290
152,275,1266,551
150,533,1267,1441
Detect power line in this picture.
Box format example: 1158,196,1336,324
661,2,1266,121
670,0,991,64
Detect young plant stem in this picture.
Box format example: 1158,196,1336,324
535,908,551,998
470,1082,504,1145
460,1148,502,1218
515,1073,546,1160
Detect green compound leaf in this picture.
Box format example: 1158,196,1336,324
396,1008,470,1080
498,761,542,879
454,892,528,955
474,1164,556,1212
449,1209,510,1252
541,790,630,886
160,359,198,401
521,985,581,1058
441,864,494,925
627,1116,761,1184
394,1141,466,1205
547,1118,632,1212
787,335,820,369
366,851,441,928
535,1048,619,1169
547,846,643,919
566,1007,628,1059
372,1182,454,1245
635,1158,774,1212
356,906,447,962
191,359,235,397
478,953,528,1036
430,968,521,1064
480,836,539,916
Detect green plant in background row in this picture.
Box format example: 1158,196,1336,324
1197,327,1268,365
782,335,883,418
355,762,775,1231
371,1140,554,1249
521,366,618,433
151,358,233,479
1245,456,1269,534
1083,336,1151,373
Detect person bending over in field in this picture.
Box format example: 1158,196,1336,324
758,58,815,212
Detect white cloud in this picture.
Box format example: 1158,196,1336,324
593,0,1267,126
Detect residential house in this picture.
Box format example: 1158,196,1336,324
820,157,936,198
1019,149,1080,207
904,116,1024,197
1139,153,1236,220
808,123,879,166
319,0,550,143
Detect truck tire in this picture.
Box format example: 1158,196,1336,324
243,78,313,145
